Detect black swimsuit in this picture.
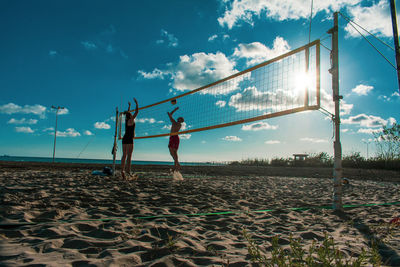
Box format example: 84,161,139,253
122,119,135,144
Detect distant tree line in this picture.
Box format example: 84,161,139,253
229,123,400,171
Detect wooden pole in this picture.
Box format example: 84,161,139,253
305,47,310,107
390,0,400,93
51,106,64,163
112,107,119,177
52,109,58,163
328,12,343,210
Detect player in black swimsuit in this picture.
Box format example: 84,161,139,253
121,98,139,179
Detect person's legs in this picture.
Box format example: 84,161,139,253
169,147,175,170
121,144,128,179
174,137,180,171
174,149,180,170
126,144,134,175
169,147,180,171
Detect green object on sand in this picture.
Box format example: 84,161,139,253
1,201,399,229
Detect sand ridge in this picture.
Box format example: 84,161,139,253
1,167,400,266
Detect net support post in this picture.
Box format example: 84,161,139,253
304,47,310,107
112,107,119,177
390,0,400,93
316,42,321,108
329,12,343,210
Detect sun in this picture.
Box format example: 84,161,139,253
294,71,312,94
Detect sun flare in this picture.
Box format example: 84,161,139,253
294,71,312,93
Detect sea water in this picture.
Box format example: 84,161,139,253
0,155,222,166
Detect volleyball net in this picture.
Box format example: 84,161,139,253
119,40,320,139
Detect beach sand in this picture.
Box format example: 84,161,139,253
1,163,399,266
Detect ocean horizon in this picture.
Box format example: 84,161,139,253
0,155,223,166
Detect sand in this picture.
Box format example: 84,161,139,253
1,163,399,266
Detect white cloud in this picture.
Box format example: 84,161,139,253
208,34,218,42
140,38,292,95
352,84,373,96
341,128,349,133
218,0,360,29
265,140,280,144
0,103,47,118
138,68,167,79
15,126,34,133
139,51,238,93
136,118,164,124
58,108,69,115
378,95,390,102
223,34,230,40
357,128,381,134
157,29,178,47
320,89,353,115
172,52,237,91
55,128,81,137
342,114,396,127
80,26,127,59
207,34,230,42
43,127,54,132
107,116,116,122
180,134,191,139
84,130,94,136
300,137,328,143
81,41,97,50
181,122,188,130
7,118,38,125
49,50,57,56
379,91,400,102
233,37,290,66
344,0,392,38
222,135,242,141
389,117,397,125
228,86,302,112
163,122,188,131
49,107,69,115
215,100,226,107
136,118,155,123
94,122,111,129
242,121,278,131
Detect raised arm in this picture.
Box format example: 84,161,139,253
167,107,179,123
132,98,139,119
170,107,179,115
167,112,175,123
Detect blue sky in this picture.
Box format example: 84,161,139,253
1,0,399,162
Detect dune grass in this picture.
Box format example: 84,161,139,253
243,230,383,267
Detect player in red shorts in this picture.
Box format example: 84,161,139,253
167,107,184,171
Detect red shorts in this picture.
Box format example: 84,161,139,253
168,135,180,150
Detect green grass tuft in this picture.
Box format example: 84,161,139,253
243,230,382,266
